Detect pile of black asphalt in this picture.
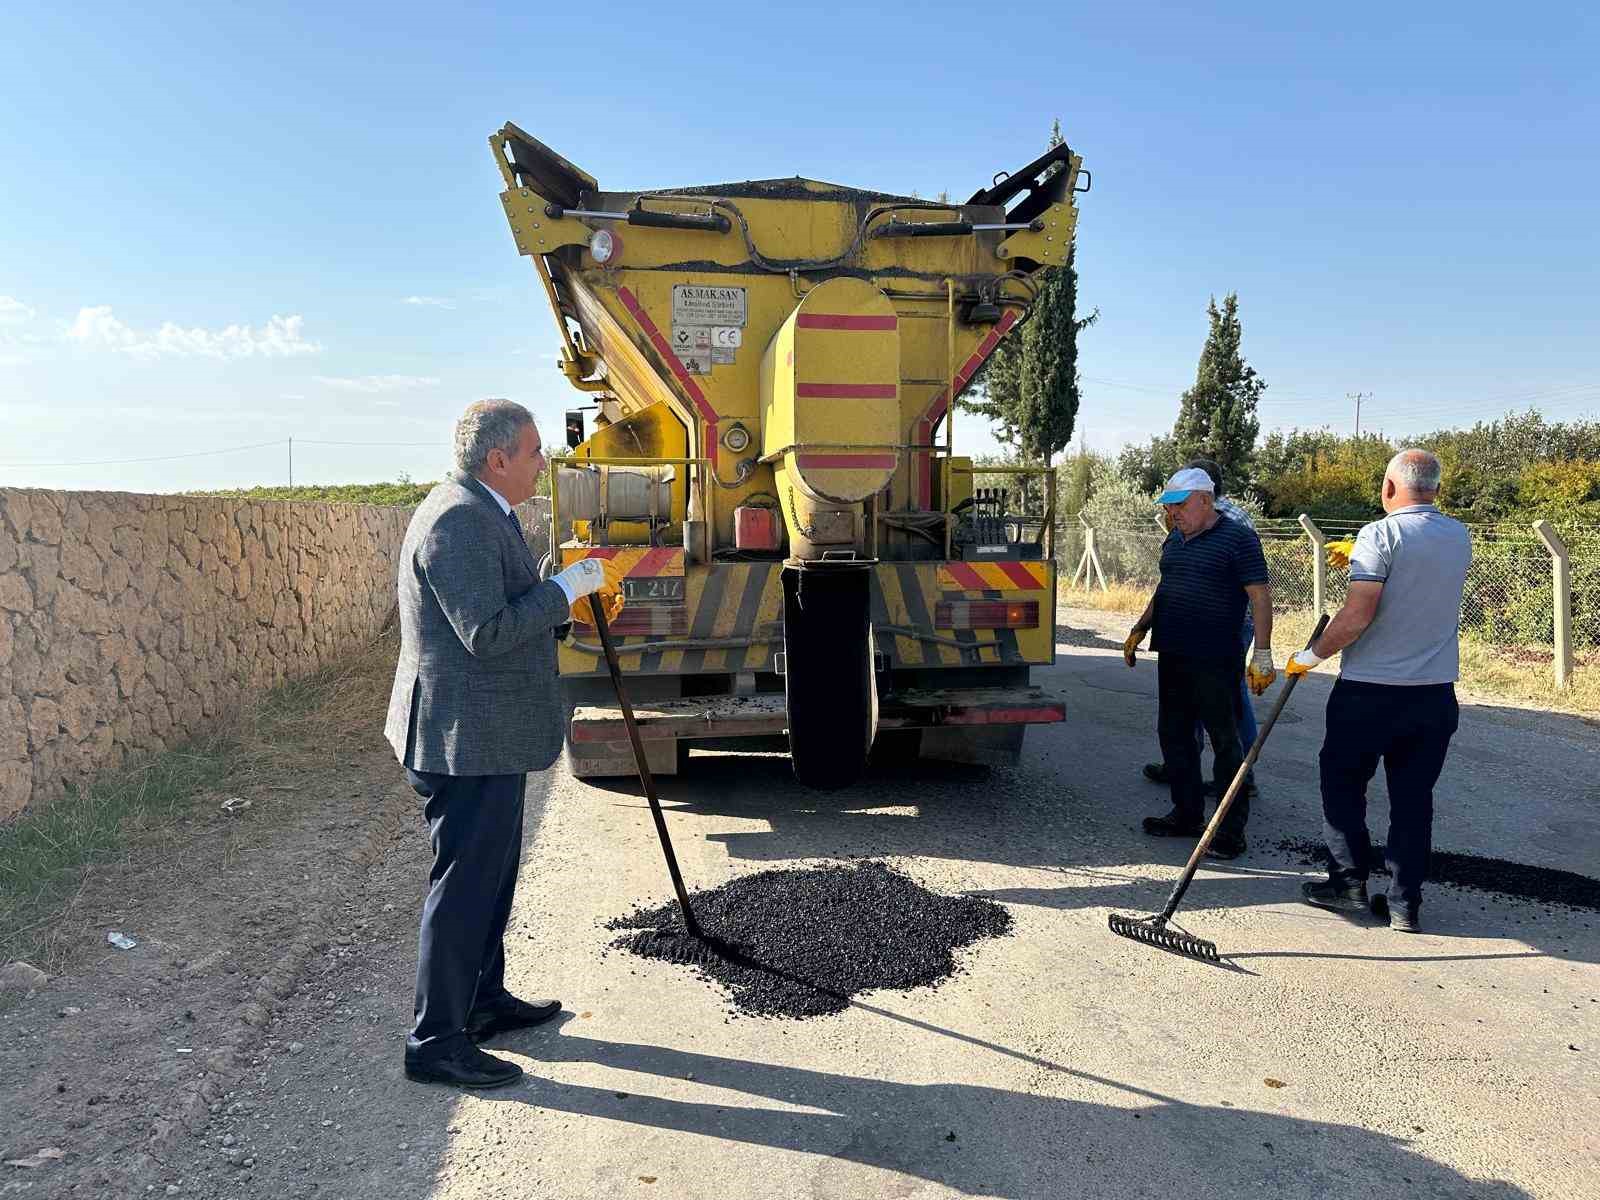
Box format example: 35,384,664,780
608,861,1013,1018
1276,837,1600,911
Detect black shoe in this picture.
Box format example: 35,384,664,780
1205,833,1247,860
1370,895,1422,933
405,1039,523,1089
1142,762,1169,785
467,996,562,1043
1301,878,1369,915
1142,810,1203,838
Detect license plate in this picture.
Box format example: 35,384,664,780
623,576,685,603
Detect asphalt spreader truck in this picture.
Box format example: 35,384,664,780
490,122,1087,789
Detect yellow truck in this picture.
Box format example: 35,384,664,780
490,123,1086,789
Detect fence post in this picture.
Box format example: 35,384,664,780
1298,513,1326,615
1533,519,1573,690
1087,527,1108,592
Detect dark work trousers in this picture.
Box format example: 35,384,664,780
403,768,526,1051
1319,679,1459,909
1157,653,1247,835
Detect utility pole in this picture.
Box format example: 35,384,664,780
1347,392,1370,439
288,436,294,487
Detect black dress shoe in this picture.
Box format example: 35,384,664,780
1302,878,1369,915
404,1039,522,1089
1142,810,1203,838
1142,762,1170,784
466,996,562,1043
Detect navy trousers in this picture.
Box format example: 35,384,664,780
1319,679,1459,909
404,768,526,1051
1158,653,1248,836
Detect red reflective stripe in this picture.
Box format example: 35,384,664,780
796,453,897,470
631,547,676,576
943,562,988,590
582,548,623,559
795,314,898,331
915,309,1019,507
616,287,719,463
795,383,898,399
945,705,1064,726
996,561,1042,590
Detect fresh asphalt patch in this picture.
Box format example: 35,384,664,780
607,861,1013,1018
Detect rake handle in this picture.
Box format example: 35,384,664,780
1157,614,1331,922
592,598,702,939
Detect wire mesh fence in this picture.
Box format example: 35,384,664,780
1062,516,1600,687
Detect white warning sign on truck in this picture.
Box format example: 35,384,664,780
672,285,746,329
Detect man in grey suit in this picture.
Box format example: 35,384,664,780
385,399,622,1089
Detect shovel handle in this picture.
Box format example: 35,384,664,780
592,599,701,938
1159,614,1331,921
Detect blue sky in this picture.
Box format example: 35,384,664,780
2,1,1596,491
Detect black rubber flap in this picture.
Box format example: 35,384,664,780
783,565,876,790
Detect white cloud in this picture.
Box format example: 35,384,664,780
403,295,455,309
0,296,36,325
313,374,440,393
65,307,322,360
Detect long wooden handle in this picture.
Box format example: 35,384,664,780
592,598,701,938
1159,614,1331,921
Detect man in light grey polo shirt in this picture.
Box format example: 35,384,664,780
1284,448,1471,932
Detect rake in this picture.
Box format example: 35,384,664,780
590,595,703,941
1109,615,1330,962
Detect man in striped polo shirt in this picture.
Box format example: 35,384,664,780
1124,467,1277,859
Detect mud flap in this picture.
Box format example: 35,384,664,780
782,564,877,790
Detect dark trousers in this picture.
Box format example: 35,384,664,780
404,768,526,1051
1319,679,1459,908
1158,653,1247,835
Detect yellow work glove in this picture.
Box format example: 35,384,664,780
1123,628,1144,668
1246,647,1277,695
1325,539,1355,570
1285,648,1325,677
587,586,625,627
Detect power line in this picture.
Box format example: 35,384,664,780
0,439,289,468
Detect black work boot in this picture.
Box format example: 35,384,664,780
1205,832,1247,860
1142,762,1170,784
1142,809,1203,838
1370,895,1422,933
1301,877,1369,915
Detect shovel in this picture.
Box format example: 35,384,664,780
1109,614,1330,962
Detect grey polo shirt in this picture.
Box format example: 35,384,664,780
1340,504,1472,685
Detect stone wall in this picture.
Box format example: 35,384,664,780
0,489,417,821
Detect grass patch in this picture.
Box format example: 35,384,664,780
0,737,239,972
1271,610,1600,717
185,481,433,506
1058,582,1150,616
0,631,401,972
1058,585,1599,716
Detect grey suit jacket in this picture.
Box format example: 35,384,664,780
384,471,572,775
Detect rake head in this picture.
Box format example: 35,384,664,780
1108,912,1219,963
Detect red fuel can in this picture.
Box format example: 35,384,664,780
734,505,781,551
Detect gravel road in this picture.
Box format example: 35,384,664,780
3,609,1596,1198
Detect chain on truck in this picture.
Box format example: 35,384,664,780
489,122,1090,789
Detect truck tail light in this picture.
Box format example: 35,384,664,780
935,599,1039,630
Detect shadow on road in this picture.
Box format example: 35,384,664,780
480,1011,1531,1198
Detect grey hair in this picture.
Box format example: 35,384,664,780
1388,448,1442,496
454,399,534,474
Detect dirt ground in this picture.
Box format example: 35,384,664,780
2,614,1597,1199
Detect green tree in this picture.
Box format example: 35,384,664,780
1171,293,1264,481
962,119,1096,467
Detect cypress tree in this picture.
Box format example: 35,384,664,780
1172,292,1264,482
